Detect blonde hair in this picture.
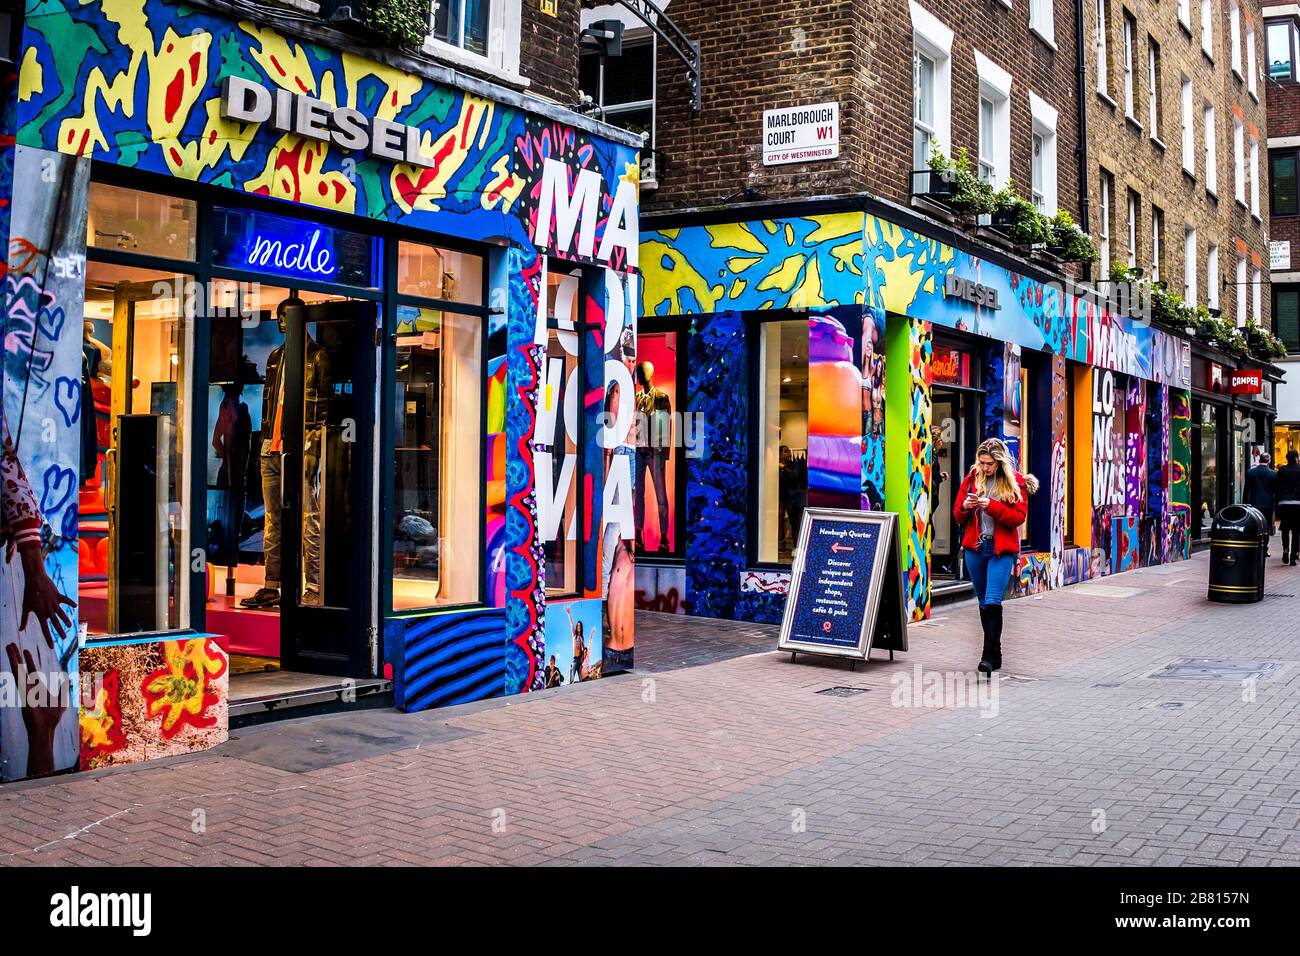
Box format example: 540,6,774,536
970,438,1038,503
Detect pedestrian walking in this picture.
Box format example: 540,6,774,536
1277,450,1300,566
952,438,1038,677
1244,453,1279,555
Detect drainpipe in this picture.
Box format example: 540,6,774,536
1075,0,1092,285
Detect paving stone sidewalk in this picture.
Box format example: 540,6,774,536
3,553,1299,867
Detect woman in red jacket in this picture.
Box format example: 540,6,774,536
951,437,1038,676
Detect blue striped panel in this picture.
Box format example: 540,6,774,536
397,609,507,712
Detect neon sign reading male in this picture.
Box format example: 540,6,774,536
246,228,336,279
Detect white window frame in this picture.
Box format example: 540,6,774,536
1148,40,1161,135
1253,267,1262,322
1030,0,1055,47
1100,171,1113,278
1179,0,1191,31
1096,0,1111,98
1237,254,1248,325
1250,134,1261,217
1234,117,1246,204
1181,77,1194,172
1202,0,1214,59
911,2,954,164
1123,13,1137,117
1247,23,1258,98
1030,92,1058,214
1230,1,1243,76
975,50,1013,187
425,0,525,85
1203,104,1218,194
1184,227,1198,304
1207,242,1220,310
1127,190,1138,268
1151,206,1163,281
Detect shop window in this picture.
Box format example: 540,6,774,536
397,241,484,304
1274,286,1300,353
634,329,681,557
88,181,196,260
756,319,809,565
1198,403,1220,537
391,308,484,609
580,38,657,182
538,265,586,596
80,261,192,636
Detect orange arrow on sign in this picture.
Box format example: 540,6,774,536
830,542,854,553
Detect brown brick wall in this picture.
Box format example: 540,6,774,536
520,0,582,104
1084,0,1270,329
645,0,1080,217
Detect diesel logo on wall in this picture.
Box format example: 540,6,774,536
943,273,1001,310
220,76,435,168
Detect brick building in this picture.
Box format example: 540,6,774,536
1264,5,1300,457
589,0,1213,632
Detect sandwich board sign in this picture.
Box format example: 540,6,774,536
776,509,908,663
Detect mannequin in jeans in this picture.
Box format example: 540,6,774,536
242,298,332,609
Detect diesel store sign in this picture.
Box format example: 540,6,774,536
944,273,1002,310
220,76,434,168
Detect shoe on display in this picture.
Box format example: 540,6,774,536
240,587,280,609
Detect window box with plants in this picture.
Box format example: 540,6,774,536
987,181,1052,248
318,0,431,50
1043,211,1099,264
916,146,995,216
1243,321,1289,362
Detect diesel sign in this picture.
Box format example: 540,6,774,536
943,273,1001,310
220,76,434,168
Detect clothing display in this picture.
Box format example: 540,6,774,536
244,333,331,607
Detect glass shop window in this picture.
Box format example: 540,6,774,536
397,240,484,305
392,307,484,610
539,265,586,596
87,182,197,260
756,319,809,564
79,261,192,636
633,330,680,557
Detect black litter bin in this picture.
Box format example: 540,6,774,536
1207,505,1268,603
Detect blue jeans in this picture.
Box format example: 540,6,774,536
964,540,1014,608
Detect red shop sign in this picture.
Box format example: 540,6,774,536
1229,369,1263,395
931,345,971,387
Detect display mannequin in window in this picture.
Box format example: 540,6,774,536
633,361,672,553
241,298,332,609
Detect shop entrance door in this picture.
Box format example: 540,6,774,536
277,300,377,676
931,387,977,579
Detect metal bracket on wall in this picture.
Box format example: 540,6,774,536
583,0,702,111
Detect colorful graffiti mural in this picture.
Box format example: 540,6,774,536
79,637,229,769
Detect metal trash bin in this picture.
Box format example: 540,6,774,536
1207,505,1268,603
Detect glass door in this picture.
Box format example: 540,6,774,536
278,299,377,675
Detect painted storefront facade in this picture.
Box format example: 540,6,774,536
0,0,639,781
634,208,1195,624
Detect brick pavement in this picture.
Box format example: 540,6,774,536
3,552,1299,866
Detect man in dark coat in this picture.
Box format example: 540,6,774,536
1244,453,1279,554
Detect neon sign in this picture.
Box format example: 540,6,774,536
246,227,336,279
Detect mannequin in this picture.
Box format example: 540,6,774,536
634,361,672,553
241,297,332,609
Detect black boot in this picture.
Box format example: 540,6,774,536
977,606,994,677
986,604,1003,671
